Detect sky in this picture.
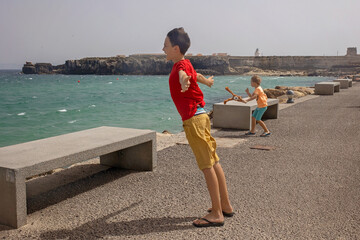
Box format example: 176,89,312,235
1,0,359,69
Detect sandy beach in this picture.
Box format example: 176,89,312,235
0,82,359,239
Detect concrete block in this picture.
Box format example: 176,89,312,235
0,126,156,228
100,140,155,171
333,79,350,89
213,99,279,130
315,82,340,95
0,168,26,228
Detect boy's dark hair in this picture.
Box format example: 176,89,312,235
167,27,190,55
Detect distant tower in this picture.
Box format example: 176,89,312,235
255,48,260,57
346,47,357,56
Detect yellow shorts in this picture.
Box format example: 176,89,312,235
183,114,219,170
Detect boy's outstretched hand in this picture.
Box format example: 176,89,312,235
205,76,214,87
197,73,214,88
179,70,191,92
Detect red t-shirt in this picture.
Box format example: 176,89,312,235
169,59,205,121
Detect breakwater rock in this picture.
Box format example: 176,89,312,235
264,86,315,103
22,55,360,76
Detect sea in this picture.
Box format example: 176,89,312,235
0,70,333,147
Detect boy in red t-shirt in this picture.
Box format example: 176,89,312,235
163,27,233,228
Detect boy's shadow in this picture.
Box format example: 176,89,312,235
212,128,249,139
39,201,196,239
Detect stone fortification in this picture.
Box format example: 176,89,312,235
229,55,360,76
22,54,360,76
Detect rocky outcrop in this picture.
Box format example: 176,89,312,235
22,55,234,75
64,56,173,75
22,62,64,74
22,62,36,74
189,56,235,75
264,86,315,103
22,54,360,76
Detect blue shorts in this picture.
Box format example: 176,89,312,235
252,107,268,121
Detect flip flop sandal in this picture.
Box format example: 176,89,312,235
193,218,225,228
207,209,235,217
245,131,256,136
260,132,271,137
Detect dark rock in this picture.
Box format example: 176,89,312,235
22,62,36,74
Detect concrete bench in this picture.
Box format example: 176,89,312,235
213,99,279,130
0,126,156,228
315,82,340,95
333,79,352,88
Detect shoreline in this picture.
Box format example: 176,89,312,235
0,68,348,77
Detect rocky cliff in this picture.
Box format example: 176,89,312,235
22,55,360,76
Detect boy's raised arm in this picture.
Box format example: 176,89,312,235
245,88,252,97
197,73,214,88
243,93,257,103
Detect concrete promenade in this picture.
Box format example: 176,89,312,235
0,83,359,239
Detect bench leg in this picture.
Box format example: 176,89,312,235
100,140,156,171
263,104,279,119
0,169,27,228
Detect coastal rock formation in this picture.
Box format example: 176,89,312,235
63,55,235,75
64,56,173,75
22,52,360,76
22,62,36,74
189,56,235,75
22,62,64,74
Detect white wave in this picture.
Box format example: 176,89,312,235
28,78,32,80
68,120,77,124
17,112,26,116
32,96,37,99
108,82,113,84
57,109,67,113
89,105,96,108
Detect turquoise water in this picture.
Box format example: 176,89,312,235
0,70,333,147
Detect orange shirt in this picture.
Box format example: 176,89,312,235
254,86,268,108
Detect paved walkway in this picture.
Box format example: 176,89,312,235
1,83,359,239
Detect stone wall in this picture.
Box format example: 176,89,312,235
228,56,360,75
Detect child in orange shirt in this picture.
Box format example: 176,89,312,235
242,75,271,137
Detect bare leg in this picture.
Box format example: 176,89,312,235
250,116,256,133
193,167,224,225
213,163,233,212
257,120,270,133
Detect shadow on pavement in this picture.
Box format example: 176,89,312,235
27,167,134,214
39,201,196,239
